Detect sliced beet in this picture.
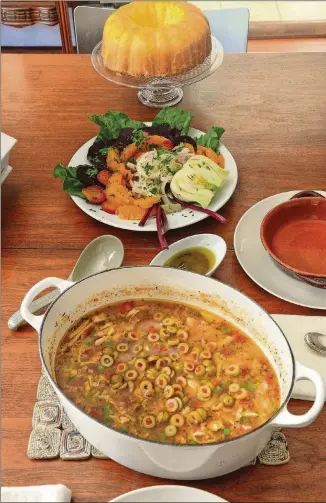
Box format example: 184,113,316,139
173,135,197,150
76,164,101,186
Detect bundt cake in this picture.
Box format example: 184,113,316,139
101,1,212,77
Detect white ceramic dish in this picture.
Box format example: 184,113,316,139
1,132,16,184
69,126,238,231
150,234,227,276
234,190,326,309
20,267,324,480
110,485,228,502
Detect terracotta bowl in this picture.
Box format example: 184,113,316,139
260,191,326,289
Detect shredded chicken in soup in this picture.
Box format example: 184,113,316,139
55,300,280,444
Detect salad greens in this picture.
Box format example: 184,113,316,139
197,126,225,154
152,107,194,135
53,162,86,199
89,111,145,142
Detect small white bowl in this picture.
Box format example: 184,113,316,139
150,234,227,276
110,485,228,502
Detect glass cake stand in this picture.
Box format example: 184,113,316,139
91,36,224,108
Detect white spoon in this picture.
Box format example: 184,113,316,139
8,235,124,330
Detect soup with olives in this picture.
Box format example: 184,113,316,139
55,300,280,444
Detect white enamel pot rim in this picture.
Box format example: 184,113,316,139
21,266,325,452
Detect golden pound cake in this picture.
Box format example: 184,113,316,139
101,1,212,77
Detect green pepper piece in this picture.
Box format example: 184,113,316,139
215,386,222,393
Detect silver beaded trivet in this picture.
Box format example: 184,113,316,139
28,373,289,465
60,431,91,460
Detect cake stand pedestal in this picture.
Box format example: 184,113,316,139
92,37,223,109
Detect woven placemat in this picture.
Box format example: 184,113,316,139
28,372,290,465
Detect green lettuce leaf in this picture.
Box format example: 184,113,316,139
53,162,86,200
89,111,145,142
152,107,194,135
196,126,225,153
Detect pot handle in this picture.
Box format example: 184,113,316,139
272,361,325,428
140,443,217,474
20,277,74,333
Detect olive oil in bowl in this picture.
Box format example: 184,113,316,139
164,247,216,275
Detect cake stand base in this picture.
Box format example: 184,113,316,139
137,87,183,108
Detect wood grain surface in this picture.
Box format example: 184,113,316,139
2,53,326,503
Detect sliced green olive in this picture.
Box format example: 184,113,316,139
187,410,201,425
146,368,159,380
177,329,188,341
206,341,217,351
173,362,184,372
200,349,212,360
116,363,128,374
100,355,114,368
111,374,122,384
139,380,153,393
162,317,175,326
175,396,183,410
167,325,177,334
117,343,128,352
223,395,235,407
154,312,164,322
132,344,143,354
177,343,189,354
197,385,212,401
184,362,195,372
125,369,138,381
128,332,138,341
170,353,179,362
165,398,179,412
206,365,216,376
148,333,160,343
155,374,168,389
229,383,240,393
225,364,240,377
170,413,185,427
147,355,159,363
163,385,174,398
155,358,166,370
135,358,147,371
196,407,207,420
159,328,169,339
195,364,206,377
174,390,184,399
202,359,212,367
176,376,187,388
165,424,177,437
142,415,156,428
161,366,172,376
117,382,128,390
172,383,182,392
234,388,248,400
162,356,172,366
157,410,169,423
168,338,179,347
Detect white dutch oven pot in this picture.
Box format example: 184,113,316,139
21,267,325,480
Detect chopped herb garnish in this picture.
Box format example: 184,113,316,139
240,417,249,424
85,339,93,345
221,381,228,389
132,129,146,146
97,365,104,372
223,428,231,436
160,433,167,441
188,439,198,445
68,375,76,382
248,384,256,392
107,340,113,346
86,167,98,177
215,385,222,393
121,425,128,433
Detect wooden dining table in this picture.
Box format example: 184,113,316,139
2,53,326,502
